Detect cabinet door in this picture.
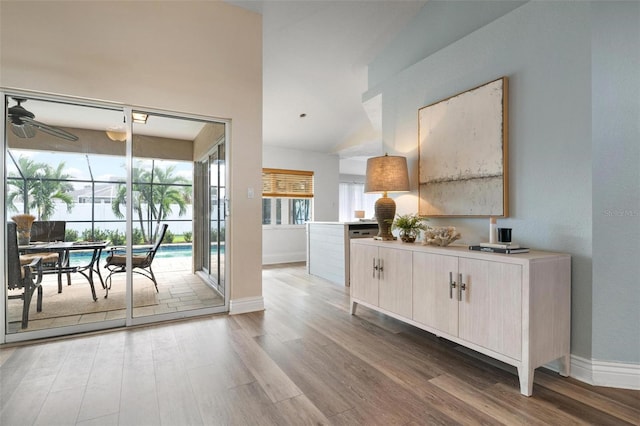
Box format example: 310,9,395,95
378,247,413,318
350,243,379,306
412,252,459,336
458,258,522,360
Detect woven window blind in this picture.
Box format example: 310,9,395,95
262,168,314,198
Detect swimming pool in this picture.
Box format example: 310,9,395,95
68,244,223,266
155,244,194,258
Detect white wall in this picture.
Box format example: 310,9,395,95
1,1,263,310
263,146,339,264
262,226,308,265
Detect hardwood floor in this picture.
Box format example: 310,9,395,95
1,263,638,425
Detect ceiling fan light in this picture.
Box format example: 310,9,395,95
11,123,36,138
8,98,79,141
106,127,127,142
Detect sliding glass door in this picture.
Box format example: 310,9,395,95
2,90,228,342
130,111,226,321
3,94,127,338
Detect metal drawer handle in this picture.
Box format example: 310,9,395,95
449,271,456,299
458,273,466,301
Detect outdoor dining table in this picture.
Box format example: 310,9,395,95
19,241,109,302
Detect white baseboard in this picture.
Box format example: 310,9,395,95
229,296,265,315
592,358,640,389
547,355,639,390
568,355,593,384
262,251,306,265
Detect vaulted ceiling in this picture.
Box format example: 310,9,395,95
230,0,426,161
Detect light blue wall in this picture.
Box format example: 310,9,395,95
366,0,639,363
368,1,525,88
591,1,640,363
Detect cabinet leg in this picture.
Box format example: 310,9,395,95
559,353,571,377
350,300,357,315
517,366,534,396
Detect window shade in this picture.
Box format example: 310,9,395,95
262,168,314,198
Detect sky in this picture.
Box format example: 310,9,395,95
8,149,193,189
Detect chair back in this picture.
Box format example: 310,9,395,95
30,221,66,242
149,224,169,261
7,222,23,290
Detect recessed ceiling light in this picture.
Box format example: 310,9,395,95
132,112,148,124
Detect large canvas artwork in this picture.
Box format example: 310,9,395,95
418,77,508,217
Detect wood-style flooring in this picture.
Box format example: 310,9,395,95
1,263,638,425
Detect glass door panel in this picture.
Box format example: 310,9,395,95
130,112,225,319
4,94,127,335
209,142,226,294
199,160,211,275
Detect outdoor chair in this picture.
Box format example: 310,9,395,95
7,222,43,329
30,221,66,243
103,224,168,298
20,220,71,291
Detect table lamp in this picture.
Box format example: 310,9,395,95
364,154,410,240
354,210,365,220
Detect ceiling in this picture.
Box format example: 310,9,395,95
5,96,209,141
231,0,426,159
5,1,427,172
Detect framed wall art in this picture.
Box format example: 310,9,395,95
418,77,509,217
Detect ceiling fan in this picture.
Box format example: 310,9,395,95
7,98,79,141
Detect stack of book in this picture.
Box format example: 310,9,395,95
468,242,530,254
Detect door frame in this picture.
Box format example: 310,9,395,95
194,136,227,298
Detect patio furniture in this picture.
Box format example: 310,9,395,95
30,221,66,242
103,224,168,298
8,222,44,329
21,241,108,302
20,220,71,292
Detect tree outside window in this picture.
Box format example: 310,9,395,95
111,161,191,243
262,198,311,225
7,156,74,220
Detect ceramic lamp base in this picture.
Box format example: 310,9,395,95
374,195,396,241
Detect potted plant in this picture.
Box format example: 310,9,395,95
389,213,428,243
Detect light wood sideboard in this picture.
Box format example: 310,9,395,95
350,239,571,396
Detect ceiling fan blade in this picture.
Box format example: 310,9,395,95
10,122,37,138
20,116,79,141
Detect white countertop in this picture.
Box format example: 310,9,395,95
308,221,378,225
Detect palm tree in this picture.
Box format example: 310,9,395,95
7,156,74,220
149,165,191,242
111,162,190,243
111,167,153,242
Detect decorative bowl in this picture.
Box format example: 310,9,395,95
422,226,461,247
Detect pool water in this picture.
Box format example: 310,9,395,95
68,244,223,266
155,244,194,258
